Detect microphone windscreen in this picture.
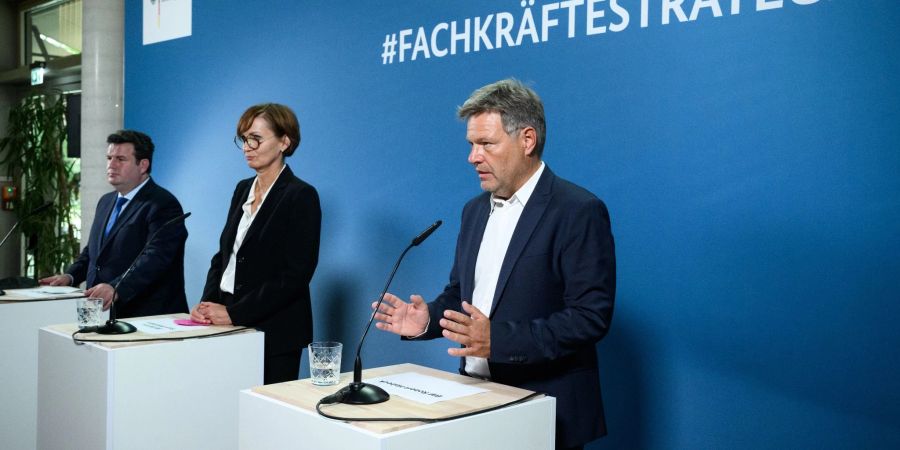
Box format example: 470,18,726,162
412,220,442,246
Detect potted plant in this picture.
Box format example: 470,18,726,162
0,92,80,280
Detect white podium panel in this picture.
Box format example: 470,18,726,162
239,364,556,450
0,294,89,450
37,319,264,450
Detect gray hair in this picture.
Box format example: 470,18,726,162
457,78,546,157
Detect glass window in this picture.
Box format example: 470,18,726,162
25,0,82,66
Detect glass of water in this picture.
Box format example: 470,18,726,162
308,341,342,386
76,297,103,330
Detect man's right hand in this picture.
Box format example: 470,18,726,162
373,293,429,337
39,274,72,286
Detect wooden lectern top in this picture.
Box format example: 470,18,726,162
0,287,84,304
251,363,542,434
44,313,257,349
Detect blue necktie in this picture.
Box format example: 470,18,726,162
104,196,128,238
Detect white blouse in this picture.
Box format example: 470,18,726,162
219,165,286,293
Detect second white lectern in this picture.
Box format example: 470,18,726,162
37,315,264,450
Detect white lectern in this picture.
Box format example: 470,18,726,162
0,289,88,450
37,315,264,450
239,363,556,450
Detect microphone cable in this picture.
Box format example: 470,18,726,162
315,389,544,423
70,326,251,345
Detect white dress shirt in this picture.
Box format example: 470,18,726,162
220,166,286,294
465,162,545,378
113,176,151,216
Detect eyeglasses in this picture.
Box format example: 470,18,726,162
234,134,274,150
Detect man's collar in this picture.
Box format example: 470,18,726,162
117,176,151,200
490,161,545,213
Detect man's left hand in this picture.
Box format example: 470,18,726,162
84,283,116,311
441,301,491,358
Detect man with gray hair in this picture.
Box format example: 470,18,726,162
375,78,616,449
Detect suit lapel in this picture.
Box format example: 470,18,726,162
99,179,155,255
221,182,249,263
240,165,293,248
462,196,491,302
489,168,554,317
92,194,116,257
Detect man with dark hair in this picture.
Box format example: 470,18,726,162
41,130,188,318
374,79,616,450
107,129,155,172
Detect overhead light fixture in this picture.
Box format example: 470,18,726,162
30,61,46,86
39,33,79,55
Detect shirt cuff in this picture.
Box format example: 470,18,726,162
407,317,431,339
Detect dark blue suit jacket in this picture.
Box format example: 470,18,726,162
418,167,616,447
67,178,188,318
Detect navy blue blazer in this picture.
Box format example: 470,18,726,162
418,167,616,447
202,165,321,357
67,178,188,318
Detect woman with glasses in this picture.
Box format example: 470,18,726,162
191,103,321,384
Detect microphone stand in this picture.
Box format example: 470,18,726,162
0,202,53,249
0,202,53,295
0,222,22,252
0,223,22,297
334,220,442,405
95,212,191,335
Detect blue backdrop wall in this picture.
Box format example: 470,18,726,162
122,1,899,448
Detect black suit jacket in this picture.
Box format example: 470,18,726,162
202,165,321,356
417,167,616,448
67,178,188,318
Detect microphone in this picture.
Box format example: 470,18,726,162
411,220,442,246
0,201,54,250
0,202,53,296
26,202,54,216
333,220,442,405
95,212,191,335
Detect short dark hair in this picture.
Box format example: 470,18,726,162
107,129,154,173
236,103,301,157
458,78,546,157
